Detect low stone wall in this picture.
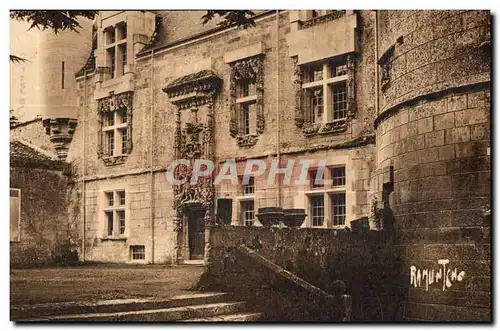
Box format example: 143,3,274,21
200,225,405,321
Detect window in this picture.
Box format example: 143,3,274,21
310,195,324,227
118,23,127,40
107,48,116,79
228,56,265,147
331,193,346,226
106,211,114,236
105,131,115,156
243,104,251,135
243,176,255,195
103,190,126,237
119,44,127,75
105,191,114,206
97,92,133,163
331,82,347,121
104,22,127,80
101,107,129,157
120,128,128,154
117,190,126,205
10,189,21,242
302,58,349,124
307,164,347,227
308,87,323,123
118,210,126,234
241,200,255,226
131,245,145,260
309,168,324,189
237,80,257,135
105,27,115,44
331,166,346,187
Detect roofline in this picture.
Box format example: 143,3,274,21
136,10,281,58
10,117,42,129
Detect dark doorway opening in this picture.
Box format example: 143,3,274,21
188,209,205,260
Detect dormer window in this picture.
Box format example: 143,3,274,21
103,22,128,80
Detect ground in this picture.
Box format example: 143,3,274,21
10,264,204,305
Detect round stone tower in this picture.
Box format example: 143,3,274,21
38,18,93,160
374,10,491,321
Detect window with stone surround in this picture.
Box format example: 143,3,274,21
130,245,145,260
306,165,347,228
302,59,348,124
10,188,21,242
241,200,255,226
310,195,324,227
292,54,356,136
239,176,255,226
103,22,128,80
229,55,265,147
97,91,133,165
103,190,127,238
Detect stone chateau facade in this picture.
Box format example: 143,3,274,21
11,10,491,320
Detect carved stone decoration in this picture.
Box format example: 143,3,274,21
299,10,347,30
228,55,265,147
293,53,357,136
164,71,222,235
42,117,78,160
163,70,223,110
96,91,134,165
97,91,133,114
292,56,304,128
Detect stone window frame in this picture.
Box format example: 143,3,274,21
10,188,21,243
229,54,265,147
293,54,356,136
97,91,133,166
305,164,348,228
240,198,255,227
130,245,146,260
102,189,128,239
103,21,128,80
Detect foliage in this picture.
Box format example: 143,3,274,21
202,10,256,29
10,10,97,34
10,109,19,127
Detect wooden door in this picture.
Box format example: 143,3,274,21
188,210,205,260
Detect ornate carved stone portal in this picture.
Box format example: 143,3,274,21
229,55,265,147
163,70,222,261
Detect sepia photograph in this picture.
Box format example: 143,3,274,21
9,7,492,323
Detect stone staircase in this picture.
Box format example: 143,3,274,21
12,292,263,322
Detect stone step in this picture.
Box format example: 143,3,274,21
12,292,230,320
19,301,247,322
181,312,264,322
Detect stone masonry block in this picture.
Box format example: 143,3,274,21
434,112,455,130
445,126,471,144
417,117,434,135
448,94,468,111
470,123,490,141
454,108,489,127
425,130,445,148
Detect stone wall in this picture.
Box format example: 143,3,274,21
201,225,404,321
374,10,491,321
10,166,78,266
